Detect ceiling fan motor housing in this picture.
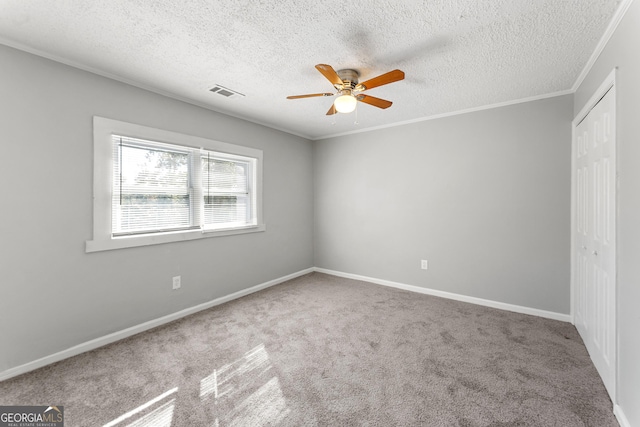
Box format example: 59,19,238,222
336,69,360,90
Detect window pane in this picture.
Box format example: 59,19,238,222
202,157,250,227
117,195,190,233
113,141,190,234
204,195,248,225
202,158,248,193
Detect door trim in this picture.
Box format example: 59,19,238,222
570,67,617,402
574,68,617,125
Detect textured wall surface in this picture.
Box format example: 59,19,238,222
574,1,640,425
314,95,573,314
0,45,314,372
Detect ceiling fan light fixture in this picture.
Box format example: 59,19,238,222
287,64,404,116
334,93,357,113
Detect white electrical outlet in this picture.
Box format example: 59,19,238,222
421,260,428,270
172,276,181,290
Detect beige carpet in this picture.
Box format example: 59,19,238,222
0,273,617,426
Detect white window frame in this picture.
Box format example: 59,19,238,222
86,117,265,252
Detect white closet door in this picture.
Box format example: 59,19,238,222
574,86,616,400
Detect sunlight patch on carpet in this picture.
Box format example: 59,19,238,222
103,387,177,427
225,376,290,426
200,343,290,425
200,343,271,400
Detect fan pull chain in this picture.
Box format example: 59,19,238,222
354,102,359,125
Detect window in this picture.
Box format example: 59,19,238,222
87,117,264,252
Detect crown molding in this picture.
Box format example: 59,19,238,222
571,0,634,92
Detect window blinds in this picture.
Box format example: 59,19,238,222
202,155,250,227
112,137,192,235
111,135,254,236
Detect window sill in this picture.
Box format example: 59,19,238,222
86,224,266,253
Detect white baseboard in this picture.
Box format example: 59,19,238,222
614,405,631,427
0,266,578,381
0,267,314,382
314,268,571,323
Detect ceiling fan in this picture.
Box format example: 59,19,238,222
287,64,405,115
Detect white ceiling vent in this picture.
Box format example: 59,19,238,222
209,85,245,99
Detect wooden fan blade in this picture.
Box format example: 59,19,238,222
326,104,337,115
357,94,393,109
287,93,334,99
357,69,405,91
316,64,343,87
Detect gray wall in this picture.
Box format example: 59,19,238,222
574,1,640,424
314,95,573,314
0,45,314,372
4,12,635,418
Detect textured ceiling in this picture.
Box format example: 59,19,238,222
0,0,622,139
